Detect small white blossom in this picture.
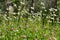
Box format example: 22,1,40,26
46,16,49,18
14,16,16,19
53,11,55,13
9,6,13,12
14,4,17,7
49,8,54,11
54,9,57,12
40,11,42,13
41,2,44,6
31,7,34,10
20,2,25,5
51,18,54,20
42,7,45,9
53,14,57,16
4,14,7,17
31,11,34,13
48,20,52,23
44,9,47,11
18,12,20,15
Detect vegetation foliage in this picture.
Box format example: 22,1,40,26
0,0,60,40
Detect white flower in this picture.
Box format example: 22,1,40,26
9,6,13,11
20,2,25,5
46,16,49,18
41,2,44,6
40,11,42,13
31,11,34,13
54,9,57,12
14,16,16,18
18,12,20,15
31,7,34,10
14,4,17,7
42,7,45,9
44,9,47,11
49,8,54,11
4,14,7,17
51,18,54,20
53,12,55,13
53,14,57,16
48,20,52,23
8,6,14,13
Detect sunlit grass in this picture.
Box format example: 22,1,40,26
0,9,60,40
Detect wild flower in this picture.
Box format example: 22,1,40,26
18,12,20,15
43,14,46,16
51,18,54,20
54,9,57,12
49,8,54,11
4,14,7,17
46,16,49,19
31,7,34,10
40,10,43,13
14,4,17,7
53,14,57,16
14,16,16,19
20,2,25,5
31,11,34,13
53,11,55,13
9,6,14,12
41,2,45,6
42,6,45,9
44,9,47,12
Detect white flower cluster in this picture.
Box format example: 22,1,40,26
49,8,57,12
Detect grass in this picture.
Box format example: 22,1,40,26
0,9,60,40
0,0,60,40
